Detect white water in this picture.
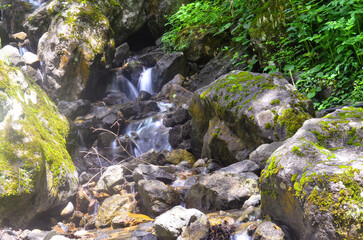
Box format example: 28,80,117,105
137,68,153,94
24,0,48,9
19,46,29,56
231,231,252,240
119,102,173,157
107,73,138,101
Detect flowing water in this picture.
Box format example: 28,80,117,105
137,68,153,94
120,102,172,157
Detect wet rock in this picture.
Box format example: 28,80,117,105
260,107,363,239
165,149,196,166
57,99,91,121
217,160,260,175
252,221,285,240
154,206,209,240
155,74,185,100
168,120,192,151
95,194,135,228
113,42,131,68
185,171,259,212
163,108,190,127
137,180,180,218
103,92,129,105
132,164,176,184
242,195,261,209
168,84,194,108
111,213,152,229
151,52,188,93
96,165,125,194
190,71,313,162
0,63,78,228
120,61,144,86
120,101,159,119
136,91,152,101
249,142,284,169
237,206,261,223
131,221,157,240
0,45,24,66
138,48,164,67
193,159,206,168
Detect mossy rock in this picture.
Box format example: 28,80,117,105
189,71,313,160
0,61,78,228
260,107,363,239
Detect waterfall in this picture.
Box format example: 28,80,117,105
106,73,138,102
120,102,173,157
19,46,29,56
138,68,153,94
24,0,48,9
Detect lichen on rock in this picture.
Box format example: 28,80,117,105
0,61,78,228
260,107,363,239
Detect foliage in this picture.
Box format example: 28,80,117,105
272,0,363,109
162,0,259,54
162,0,363,109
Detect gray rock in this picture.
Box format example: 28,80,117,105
137,180,180,218
151,52,188,93
113,43,131,67
154,206,209,240
0,45,24,66
218,160,260,174
252,221,285,240
190,71,313,162
22,51,40,68
57,99,91,120
260,107,363,239
0,63,78,228
96,165,125,193
133,164,176,184
20,229,50,240
95,194,135,229
249,142,284,169
242,194,261,209
185,171,259,212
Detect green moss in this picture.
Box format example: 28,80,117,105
261,155,283,179
0,61,75,202
292,146,304,157
306,168,363,238
265,122,272,130
270,99,280,105
277,108,311,138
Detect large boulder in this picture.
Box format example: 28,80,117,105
185,171,259,212
37,1,114,102
154,206,209,240
189,71,313,161
260,107,363,239
0,62,78,228
24,0,65,50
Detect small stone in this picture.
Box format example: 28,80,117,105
193,159,206,168
12,32,27,41
61,202,74,217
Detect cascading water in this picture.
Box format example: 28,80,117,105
23,0,48,9
137,68,153,94
106,72,138,102
121,102,172,157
